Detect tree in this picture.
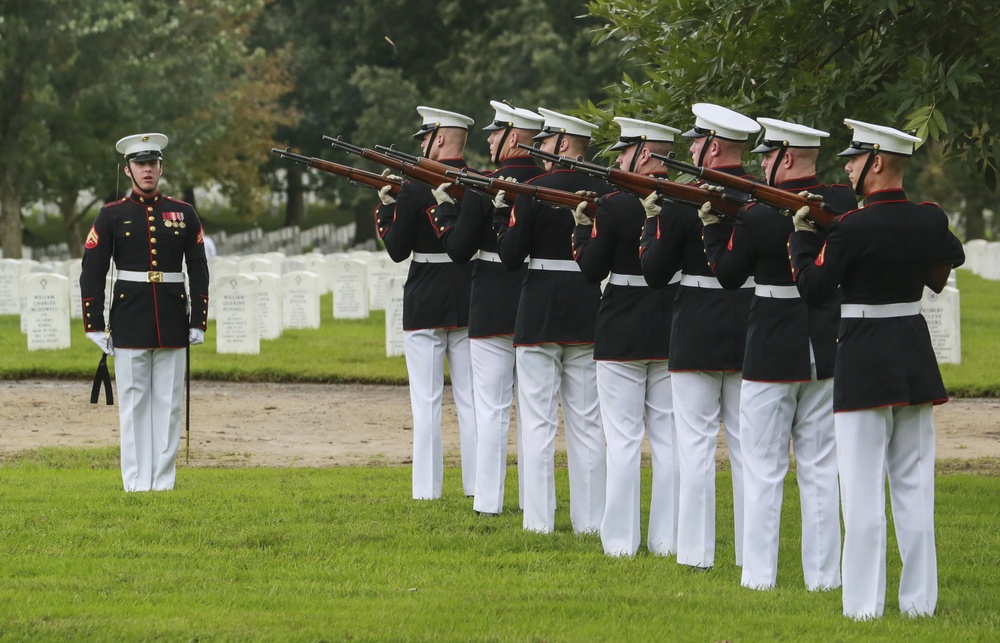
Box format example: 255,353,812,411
584,0,1000,235
0,0,292,258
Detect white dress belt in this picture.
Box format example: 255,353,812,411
754,284,800,299
528,258,580,272
478,251,528,264
841,301,922,318
607,272,648,287
117,270,185,283
679,274,755,289
411,252,452,264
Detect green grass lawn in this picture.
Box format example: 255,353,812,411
2,268,997,394
1,449,998,641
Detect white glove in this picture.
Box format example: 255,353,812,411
377,184,395,206
189,328,205,346
432,182,455,205
641,191,661,218
492,189,508,209
793,206,816,233
86,331,113,355
698,201,720,226
798,190,823,201
573,201,592,226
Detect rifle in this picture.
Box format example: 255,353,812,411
324,135,466,200
653,153,844,228
271,147,401,196
518,144,743,219
444,170,599,216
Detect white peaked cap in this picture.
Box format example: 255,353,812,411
533,107,599,140
751,118,829,153
412,106,475,139
839,118,922,156
610,117,682,150
683,103,760,141
115,133,169,160
483,101,544,131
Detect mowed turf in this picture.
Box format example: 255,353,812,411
1,449,998,641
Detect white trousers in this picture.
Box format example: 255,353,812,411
403,328,477,500
836,405,937,620
114,347,186,492
470,336,524,514
739,377,840,590
517,343,606,534
671,370,744,568
597,360,677,557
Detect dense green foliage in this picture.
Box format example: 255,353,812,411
1,454,998,640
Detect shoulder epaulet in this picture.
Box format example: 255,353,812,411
918,200,943,208
836,207,863,222
164,195,194,207
103,198,128,209
524,173,549,185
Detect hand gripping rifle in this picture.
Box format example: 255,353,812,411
271,147,402,197
443,169,599,217
653,153,844,228
323,136,466,200
518,144,743,219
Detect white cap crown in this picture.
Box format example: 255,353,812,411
839,118,922,156
533,107,598,140
684,103,760,141
412,106,475,139
610,117,682,150
753,118,829,153
484,101,544,131
116,133,168,161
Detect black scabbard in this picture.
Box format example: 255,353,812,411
90,354,114,405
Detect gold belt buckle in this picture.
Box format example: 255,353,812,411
147,271,164,283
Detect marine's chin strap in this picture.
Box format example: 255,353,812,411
628,144,645,174
854,151,879,196
493,124,513,165
421,126,440,159
695,133,715,167
767,145,789,187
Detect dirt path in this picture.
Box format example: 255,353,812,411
2,380,998,467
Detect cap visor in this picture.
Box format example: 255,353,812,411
750,143,778,154
482,123,503,131
532,131,556,141
837,146,868,157
128,152,161,162
609,140,632,151
682,127,705,138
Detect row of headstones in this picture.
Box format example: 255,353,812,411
958,239,1000,281
212,223,357,257
5,255,962,364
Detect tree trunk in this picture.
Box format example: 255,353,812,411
353,208,375,246
59,194,84,259
0,187,24,259
183,186,197,210
284,165,304,227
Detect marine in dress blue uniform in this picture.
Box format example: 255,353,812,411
374,106,478,501
496,108,612,534
702,118,857,590
429,101,546,515
571,117,681,556
639,103,758,569
80,133,209,492
789,119,965,619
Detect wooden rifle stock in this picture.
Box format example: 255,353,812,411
517,144,741,219
324,135,465,199
654,153,843,228
448,170,599,216
271,148,401,196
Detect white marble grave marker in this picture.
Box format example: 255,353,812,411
329,257,369,319
282,271,320,329
0,259,22,315
216,274,261,354
921,285,961,364
256,272,283,340
384,275,405,357
23,273,71,350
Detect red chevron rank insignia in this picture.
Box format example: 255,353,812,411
85,226,99,249
196,227,204,244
